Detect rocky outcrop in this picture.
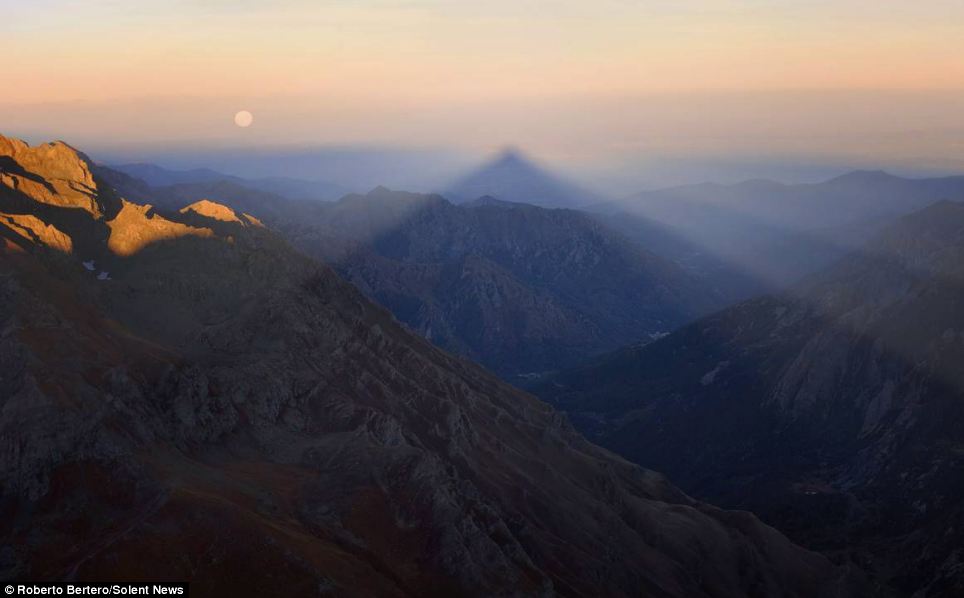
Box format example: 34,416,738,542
179,199,246,224
0,135,242,260
108,200,213,256
0,135,102,216
0,213,72,252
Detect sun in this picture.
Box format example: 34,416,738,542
234,110,253,128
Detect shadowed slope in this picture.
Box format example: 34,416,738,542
536,200,964,596
286,187,725,378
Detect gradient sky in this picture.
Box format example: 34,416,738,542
4,0,964,188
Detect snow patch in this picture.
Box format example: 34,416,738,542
82,260,96,271
97,271,111,281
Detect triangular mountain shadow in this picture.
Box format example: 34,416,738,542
445,148,601,209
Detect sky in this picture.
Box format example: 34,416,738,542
3,0,964,190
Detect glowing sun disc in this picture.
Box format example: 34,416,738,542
234,110,253,127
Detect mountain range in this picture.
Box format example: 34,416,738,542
536,199,964,596
596,171,964,298
111,162,350,202
0,133,877,596
97,169,730,380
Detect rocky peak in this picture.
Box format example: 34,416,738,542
0,134,263,260
107,200,214,256
179,199,245,224
0,134,103,216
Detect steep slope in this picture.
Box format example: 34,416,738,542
598,172,964,297
446,149,600,209
285,187,724,379
0,134,874,596
537,200,964,596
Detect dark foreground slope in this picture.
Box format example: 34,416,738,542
0,135,871,596
537,200,964,596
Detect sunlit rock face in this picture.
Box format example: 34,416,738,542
180,199,245,224
0,133,876,597
107,200,213,256
0,212,73,252
0,134,235,258
179,199,264,228
0,135,102,216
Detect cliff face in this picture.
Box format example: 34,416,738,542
0,134,871,596
0,136,103,216
537,201,964,596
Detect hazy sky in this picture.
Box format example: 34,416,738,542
4,0,964,189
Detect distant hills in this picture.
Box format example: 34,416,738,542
536,199,964,596
111,162,349,202
115,148,604,210
445,149,601,209
595,170,964,298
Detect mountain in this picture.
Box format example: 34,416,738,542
596,172,964,298
111,162,349,202
282,186,726,379
446,149,600,209
96,172,730,380
0,133,877,596
535,200,964,596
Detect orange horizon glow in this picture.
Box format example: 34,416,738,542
4,1,964,179
6,1,964,104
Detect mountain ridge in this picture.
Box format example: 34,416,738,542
111,161,349,202
592,169,964,298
